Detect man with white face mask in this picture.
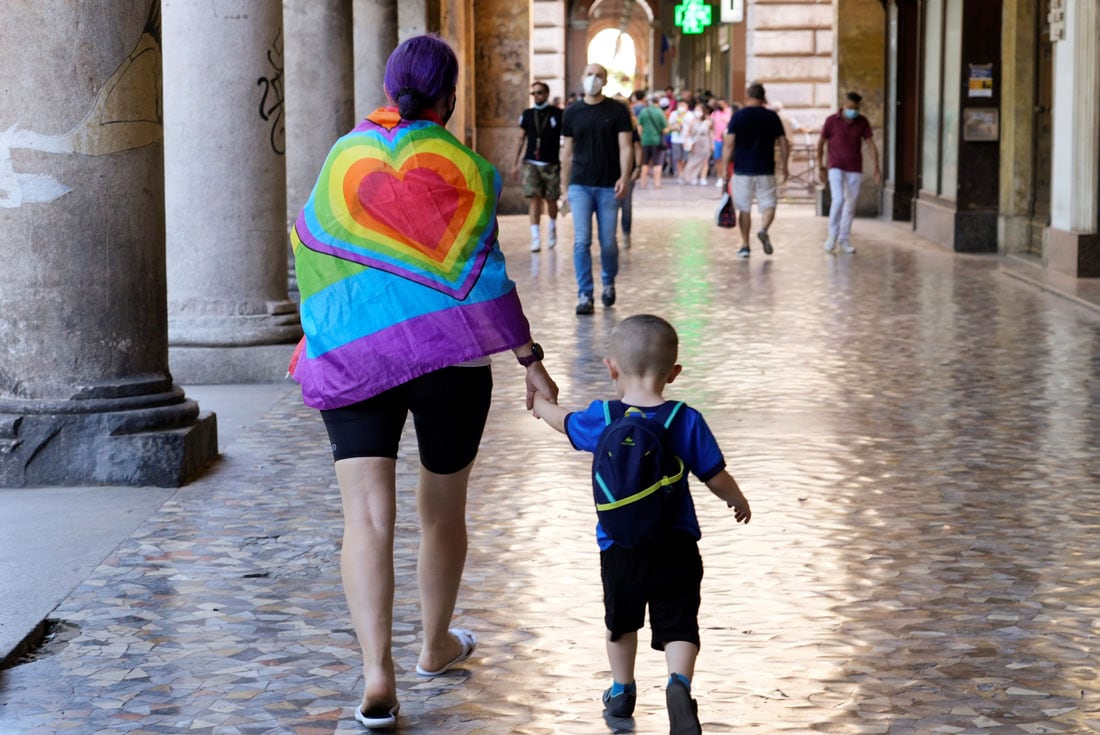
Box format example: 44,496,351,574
817,91,880,254
561,63,634,315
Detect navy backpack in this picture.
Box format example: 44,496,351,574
592,401,688,549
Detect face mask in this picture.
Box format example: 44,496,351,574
693,110,703,118
533,100,549,110
843,108,859,120
583,74,604,97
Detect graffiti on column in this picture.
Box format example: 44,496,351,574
0,8,162,208
257,30,286,156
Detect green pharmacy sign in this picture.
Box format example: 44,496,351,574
674,0,713,34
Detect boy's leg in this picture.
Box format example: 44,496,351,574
664,640,699,681
600,545,645,717
607,629,638,684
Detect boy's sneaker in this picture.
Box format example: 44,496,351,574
737,246,750,258
757,229,773,255
530,238,541,253
601,284,616,307
824,236,836,253
547,231,557,249
575,295,595,315
666,679,701,735
602,686,637,718
622,234,631,249
840,240,856,254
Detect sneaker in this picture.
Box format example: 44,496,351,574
824,237,836,253
757,229,773,255
601,284,616,307
666,679,701,735
602,686,637,718
737,246,750,258
622,234,631,250
547,231,556,249
530,238,541,253
575,296,595,315
841,241,856,254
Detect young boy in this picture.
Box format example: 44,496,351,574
532,314,751,734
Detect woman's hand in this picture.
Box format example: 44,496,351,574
524,362,558,410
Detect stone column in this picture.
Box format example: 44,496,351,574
997,0,1037,255
833,0,885,216
163,0,301,382
0,2,216,487
283,0,355,229
1047,0,1100,276
353,0,398,120
532,1,567,103
474,0,530,215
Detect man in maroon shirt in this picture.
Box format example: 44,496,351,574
817,92,880,253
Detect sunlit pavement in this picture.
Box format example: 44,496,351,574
2,183,1099,734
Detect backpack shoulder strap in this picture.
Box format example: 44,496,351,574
654,400,685,429
602,400,627,426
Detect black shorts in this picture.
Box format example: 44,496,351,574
319,365,492,474
642,145,666,167
600,531,703,651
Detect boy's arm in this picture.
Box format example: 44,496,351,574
705,469,751,524
532,394,570,435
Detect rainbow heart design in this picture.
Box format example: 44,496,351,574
295,111,499,300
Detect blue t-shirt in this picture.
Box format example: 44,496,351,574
564,400,727,550
726,106,786,176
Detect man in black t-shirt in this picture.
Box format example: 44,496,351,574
561,64,634,315
718,83,789,258
513,81,564,252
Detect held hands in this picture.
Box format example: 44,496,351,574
524,362,558,411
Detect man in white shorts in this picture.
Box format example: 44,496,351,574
718,83,789,258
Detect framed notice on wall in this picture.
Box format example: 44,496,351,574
967,64,994,98
963,108,999,142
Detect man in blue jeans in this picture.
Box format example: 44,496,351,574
561,64,634,315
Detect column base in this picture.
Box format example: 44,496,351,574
0,396,217,488
914,193,998,252
882,181,914,221
1046,227,1100,277
169,343,300,384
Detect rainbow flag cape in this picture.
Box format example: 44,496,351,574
290,108,531,410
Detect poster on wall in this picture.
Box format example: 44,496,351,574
968,64,994,98
963,108,999,142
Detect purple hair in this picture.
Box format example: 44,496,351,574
384,35,459,120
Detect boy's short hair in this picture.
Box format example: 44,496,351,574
609,315,679,376
846,91,863,105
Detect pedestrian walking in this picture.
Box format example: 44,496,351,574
680,103,713,186
289,35,558,730
667,99,691,183
817,91,881,254
512,80,564,252
531,314,751,735
637,95,670,190
619,100,644,250
709,99,731,186
561,63,634,315
718,83,789,258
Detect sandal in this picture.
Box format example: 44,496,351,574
415,628,477,676
354,701,399,729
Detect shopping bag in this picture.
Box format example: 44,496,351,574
715,192,735,228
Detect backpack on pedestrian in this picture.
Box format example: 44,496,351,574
592,401,688,548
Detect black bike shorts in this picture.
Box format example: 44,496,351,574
319,365,493,474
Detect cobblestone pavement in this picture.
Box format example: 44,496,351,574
3,185,1100,734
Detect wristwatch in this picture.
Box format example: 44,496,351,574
517,342,544,367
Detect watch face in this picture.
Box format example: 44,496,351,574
532,343,544,360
